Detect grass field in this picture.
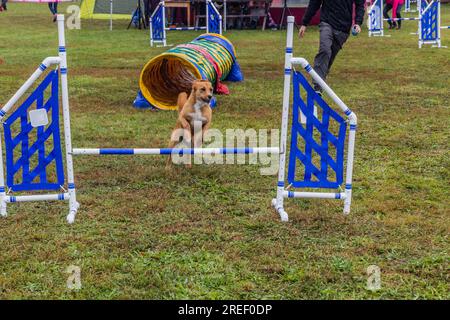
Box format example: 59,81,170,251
0,3,448,299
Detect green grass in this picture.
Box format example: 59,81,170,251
0,3,449,299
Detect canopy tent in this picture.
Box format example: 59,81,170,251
80,0,143,20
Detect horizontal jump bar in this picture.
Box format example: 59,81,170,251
72,147,280,155
283,191,346,200
165,27,207,31
441,26,450,29
383,17,420,21
5,193,69,203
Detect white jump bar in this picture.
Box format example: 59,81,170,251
72,147,280,155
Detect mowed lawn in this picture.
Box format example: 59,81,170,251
0,3,448,299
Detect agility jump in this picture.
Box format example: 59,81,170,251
0,15,357,223
368,0,446,48
150,0,222,47
272,17,357,221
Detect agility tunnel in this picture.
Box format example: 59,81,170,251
138,34,243,110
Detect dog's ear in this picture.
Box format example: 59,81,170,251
191,81,198,94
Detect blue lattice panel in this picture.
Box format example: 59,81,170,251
421,1,439,42
207,2,221,34
3,70,65,192
287,71,347,189
152,4,165,41
369,0,383,32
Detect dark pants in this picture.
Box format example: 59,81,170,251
313,22,349,91
145,0,160,27
48,2,58,15
384,4,403,27
143,0,152,27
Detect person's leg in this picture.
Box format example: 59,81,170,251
49,2,57,21
143,0,150,27
383,4,394,28
48,3,57,15
327,29,350,74
313,22,334,91
169,8,177,25
396,5,403,28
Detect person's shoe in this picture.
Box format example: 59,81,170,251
53,14,57,23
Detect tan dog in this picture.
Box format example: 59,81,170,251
167,80,213,167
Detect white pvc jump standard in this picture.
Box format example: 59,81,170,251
0,16,79,223
418,0,445,48
271,16,357,222
368,0,385,37
150,0,222,47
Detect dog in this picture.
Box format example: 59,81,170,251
167,79,213,167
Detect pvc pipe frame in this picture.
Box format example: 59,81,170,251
223,0,227,32
150,0,222,47
4,193,69,203
271,16,357,222
150,1,166,47
368,0,384,37
110,0,113,31
0,55,63,217
0,15,80,223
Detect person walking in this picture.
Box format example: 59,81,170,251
298,0,365,92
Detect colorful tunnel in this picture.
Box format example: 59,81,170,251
139,34,243,110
